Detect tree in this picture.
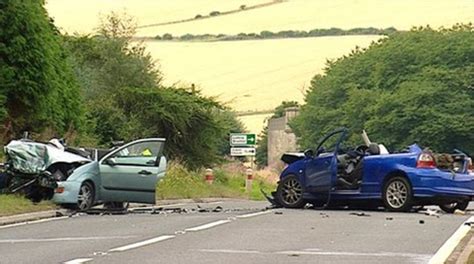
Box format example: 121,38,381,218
292,24,474,154
0,0,83,140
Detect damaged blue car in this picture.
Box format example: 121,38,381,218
272,128,474,213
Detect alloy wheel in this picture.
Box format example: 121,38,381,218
386,180,408,209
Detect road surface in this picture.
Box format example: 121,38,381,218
0,200,471,264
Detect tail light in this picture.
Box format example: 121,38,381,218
417,152,436,168
468,158,473,174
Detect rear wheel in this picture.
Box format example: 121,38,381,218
439,200,469,213
276,175,306,208
77,182,95,211
383,176,413,212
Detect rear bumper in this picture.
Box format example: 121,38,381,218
410,169,474,198
52,181,81,204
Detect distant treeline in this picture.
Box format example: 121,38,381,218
153,27,398,41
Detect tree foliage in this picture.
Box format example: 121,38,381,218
66,12,244,168
0,0,83,140
292,24,474,154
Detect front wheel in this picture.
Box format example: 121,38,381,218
439,200,469,213
383,176,413,212
276,175,306,208
77,182,95,211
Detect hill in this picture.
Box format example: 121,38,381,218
46,0,474,134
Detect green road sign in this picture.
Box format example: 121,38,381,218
230,133,256,146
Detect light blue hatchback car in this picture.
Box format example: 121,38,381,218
3,138,167,211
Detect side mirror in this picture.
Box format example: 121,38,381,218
304,149,314,158
316,146,326,156
105,158,116,166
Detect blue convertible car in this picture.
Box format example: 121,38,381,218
273,128,474,213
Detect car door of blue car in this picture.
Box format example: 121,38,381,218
304,129,347,194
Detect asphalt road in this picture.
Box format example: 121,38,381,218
0,200,471,264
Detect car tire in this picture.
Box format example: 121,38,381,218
383,176,413,212
276,175,306,208
77,181,95,211
439,200,469,214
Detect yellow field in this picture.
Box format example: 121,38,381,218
46,0,474,134
143,35,380,133
136,0,474,36
46,0,269,34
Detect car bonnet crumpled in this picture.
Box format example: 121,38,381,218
4,140,91,175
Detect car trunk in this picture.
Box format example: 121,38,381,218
434,153,472,174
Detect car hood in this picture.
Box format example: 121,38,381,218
5,140,91,174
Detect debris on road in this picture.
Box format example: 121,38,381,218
418,208,441,217
419,220,425,224
385,217,393,221
349,212,370,217
454,209,466,215
274,211,283,215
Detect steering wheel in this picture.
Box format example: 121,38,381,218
354,145,369,156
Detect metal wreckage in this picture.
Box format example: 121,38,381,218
0,137,166,210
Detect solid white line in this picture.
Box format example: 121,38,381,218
109,235,175,252
198,249,261,254
428,216,474,264
184,220,231,232
236,210,272,219
63,258,93,264
0,216,69,229
0,235,136,244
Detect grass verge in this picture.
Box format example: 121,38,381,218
0,194,57,217
156,162,276,201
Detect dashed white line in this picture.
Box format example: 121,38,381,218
109,235,175,252
0,235,136,244
184,220,231,232
236,210,272,219
0,216,69,229
63,258,93,264
428,216,474,264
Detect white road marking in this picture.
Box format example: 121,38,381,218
197,249,261,254
63,258,93,264
236,210,272,219
428,216,474,264
276,250,431,259
0,216,69,229
184,220,231,232
0,235,136,244
196,249,430,261
109,235,175,252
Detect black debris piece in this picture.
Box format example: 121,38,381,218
349,212,370,217
275,211,283,215
419,220,425,224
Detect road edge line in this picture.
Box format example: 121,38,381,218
428,216,474,264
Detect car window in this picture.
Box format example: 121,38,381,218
318,130,345,153
110,141,164,166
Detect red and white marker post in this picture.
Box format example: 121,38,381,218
205,168,214,185
245,168,253,193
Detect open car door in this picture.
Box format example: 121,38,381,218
99,138,166,204
305,128,347,196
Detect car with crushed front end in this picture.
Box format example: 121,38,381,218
1,138,166,211
271,128,473,213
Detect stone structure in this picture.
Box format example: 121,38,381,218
267,107,299,168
